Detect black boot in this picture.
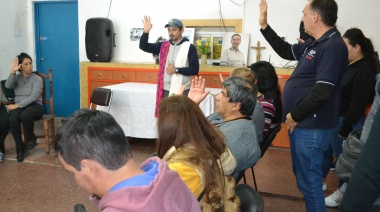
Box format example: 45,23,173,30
26,136,37,150
16,148,26,162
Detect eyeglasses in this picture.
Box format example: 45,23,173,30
22,62,33,66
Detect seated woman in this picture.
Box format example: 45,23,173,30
0,53,43,162
251,61,282,135
156,95,239,211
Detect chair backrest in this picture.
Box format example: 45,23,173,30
235,184,264,212
1,79,16,103
260,123,282,158
89,87,112,112
33,68,54,115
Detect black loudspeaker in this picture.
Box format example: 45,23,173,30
85,18,116,62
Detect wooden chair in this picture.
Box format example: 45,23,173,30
23,68,55,155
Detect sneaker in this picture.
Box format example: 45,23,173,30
0,152,3,162
330,161,336,171
325,189,343,207
322,181,327,191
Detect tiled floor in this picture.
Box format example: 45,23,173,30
0,118,339,212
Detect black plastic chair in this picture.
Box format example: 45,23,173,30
89,87,112,113
235,184,264,212
1,79,15,105
241,123,282,190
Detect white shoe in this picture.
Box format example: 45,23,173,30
325,189,343,207
322,182,327,191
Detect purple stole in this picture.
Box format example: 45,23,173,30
154,41,170,117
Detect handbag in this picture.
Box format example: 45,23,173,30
335,128,363,183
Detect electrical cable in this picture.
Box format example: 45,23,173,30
106,0,113,18
218,0,227,33
229,0,250,6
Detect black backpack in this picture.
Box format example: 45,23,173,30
1,80,15,102
335,128,363,183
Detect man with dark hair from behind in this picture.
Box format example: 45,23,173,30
55,109,200,211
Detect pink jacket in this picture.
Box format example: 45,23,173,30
91,157,201,212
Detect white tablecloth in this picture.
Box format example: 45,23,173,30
97,82,221,138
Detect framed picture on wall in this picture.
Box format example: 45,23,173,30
221,32,250,66
183,28,195,43
130,28,144,41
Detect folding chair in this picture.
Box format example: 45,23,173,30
89,87,112,113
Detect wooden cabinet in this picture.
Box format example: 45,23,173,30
197,72,229,88
90,70,113,80
83,62,293,148
87,67,150,106
136,71,158,82
271,74,291,148
113,71,135,81
87,66,233,106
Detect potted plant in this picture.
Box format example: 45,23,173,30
195,37,211,65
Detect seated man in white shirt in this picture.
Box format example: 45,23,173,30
220,34,245,67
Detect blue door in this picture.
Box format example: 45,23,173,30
34,1,79,117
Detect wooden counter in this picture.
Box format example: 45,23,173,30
80,61,293,147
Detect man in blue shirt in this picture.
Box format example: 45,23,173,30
55,109,200,211
259,0,348,211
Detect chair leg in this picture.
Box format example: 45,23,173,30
23,130,28,145
251,166,258,190
44,121,50,155
51,120,55,149
243,172,247,184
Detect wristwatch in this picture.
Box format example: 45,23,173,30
175,68,179,73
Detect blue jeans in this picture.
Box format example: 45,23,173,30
290,128,334,212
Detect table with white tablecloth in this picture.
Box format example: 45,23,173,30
97,82,221,138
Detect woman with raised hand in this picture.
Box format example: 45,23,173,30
1,53,43,162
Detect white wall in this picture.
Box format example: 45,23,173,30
245,0,380,67
78,0,380,67
1,0,379,82
77,0,246,63
0,0,31,81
